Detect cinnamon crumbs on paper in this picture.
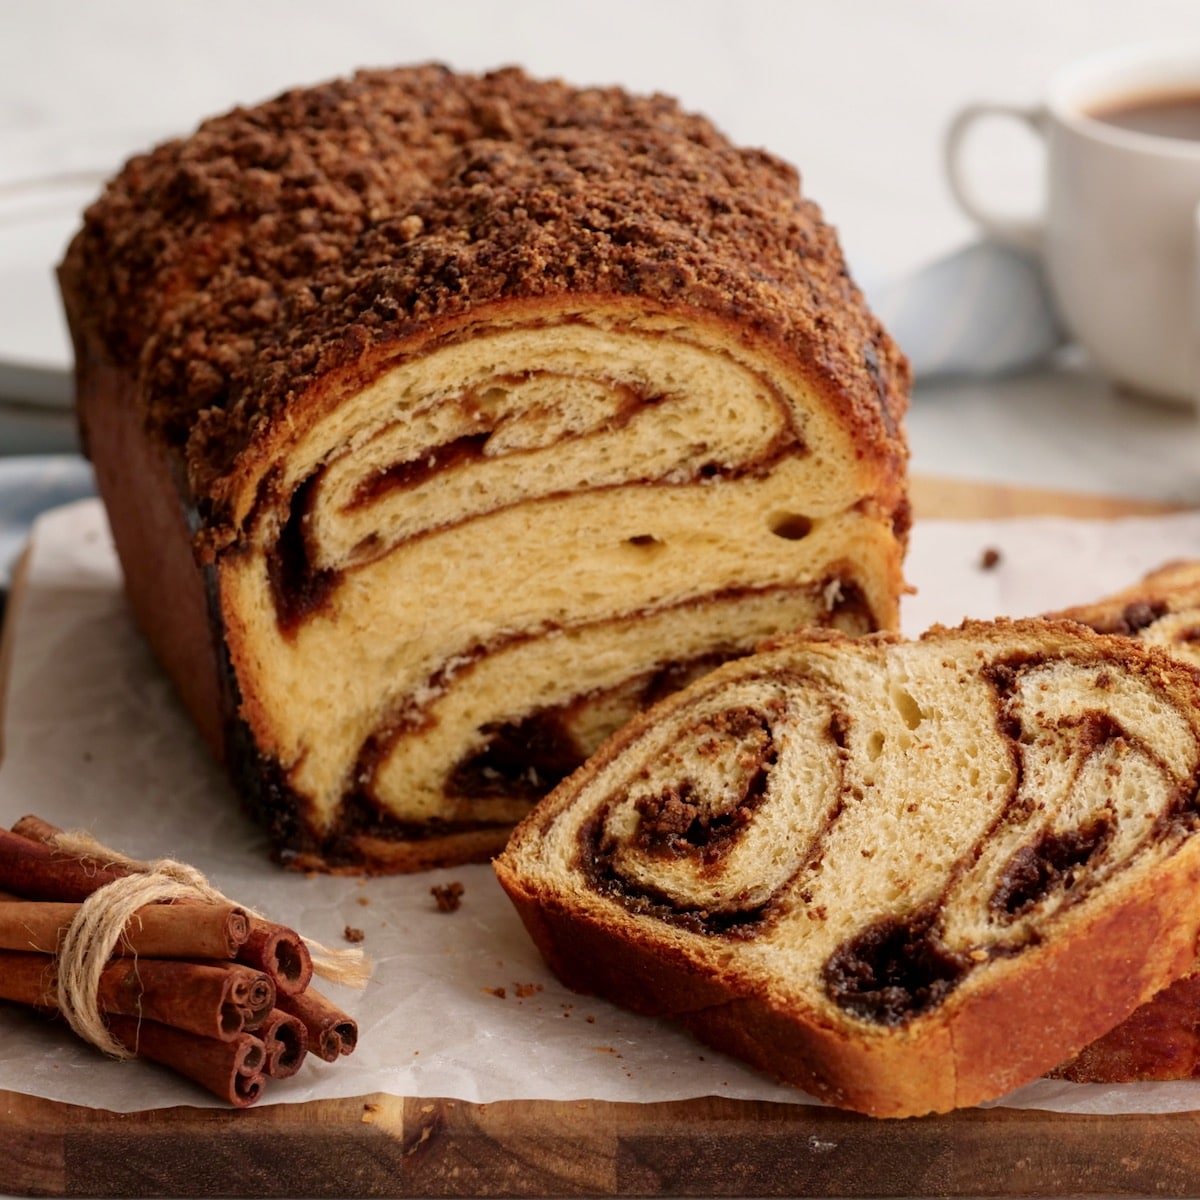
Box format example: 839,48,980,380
431,881,464,912
343,925,365,944
980,547,1002,570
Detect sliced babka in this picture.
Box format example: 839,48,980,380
495,619,1200,1116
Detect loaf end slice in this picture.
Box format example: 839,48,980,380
1047,562,1200,1082
495,618,1200,1116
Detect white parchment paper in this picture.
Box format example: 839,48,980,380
3,498,1200,1115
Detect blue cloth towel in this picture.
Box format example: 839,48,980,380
0,455,95,584
866,240,1067,379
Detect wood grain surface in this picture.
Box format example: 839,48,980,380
0,477,1194,1199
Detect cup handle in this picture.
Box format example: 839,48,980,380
944,103,1048,253
1192,201,1200,413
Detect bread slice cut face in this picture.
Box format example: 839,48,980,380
217,303,906,870
496,619,1200,1116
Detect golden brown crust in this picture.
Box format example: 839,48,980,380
1052,970,1200,1083
58,63,908,543
498,827,1200,1117
74,345,226,758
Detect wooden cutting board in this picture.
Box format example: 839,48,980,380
1,477,1192,1200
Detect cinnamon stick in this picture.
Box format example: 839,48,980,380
0,952,274,1041
10,817,312,995
238,917,313,997
257,1008,308,1078
106,1016,266,1107
10,815,67,844
277,988,358,1061
0,899,249,959
225,965,276,1030
0,828,127,901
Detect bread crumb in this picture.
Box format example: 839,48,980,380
343,925,365,943
585,1015,595,1024
514,982,543,999
356,895,370,907
980,547,1002,570
484,986,507,999
431,881,464,912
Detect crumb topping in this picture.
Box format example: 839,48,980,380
60,64,909,531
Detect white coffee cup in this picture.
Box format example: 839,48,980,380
945,44,1200,405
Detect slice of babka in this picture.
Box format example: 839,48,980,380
59,65,909,871
495,619,1200,1116
1056,560,1200,668
1045,562,1200,1083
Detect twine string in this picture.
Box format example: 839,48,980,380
56,865,218,1058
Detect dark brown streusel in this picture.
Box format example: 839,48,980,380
60,64,909,541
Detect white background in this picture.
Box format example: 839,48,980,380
10,0,1200,274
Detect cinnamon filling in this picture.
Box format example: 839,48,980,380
267,474,337,632
989,817,1115,919
444,652,738,802
576,703,786,938
630,708,777,864
350,431,493,509
447,709,585,801
823,909,968,1025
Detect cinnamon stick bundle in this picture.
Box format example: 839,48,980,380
1,814,363,1107
0,952,274,1040
10,816,312,997
0,899,249,959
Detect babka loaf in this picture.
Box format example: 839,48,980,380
58,66,909,871
495,619,1200,1116
1046,562,1200,1083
